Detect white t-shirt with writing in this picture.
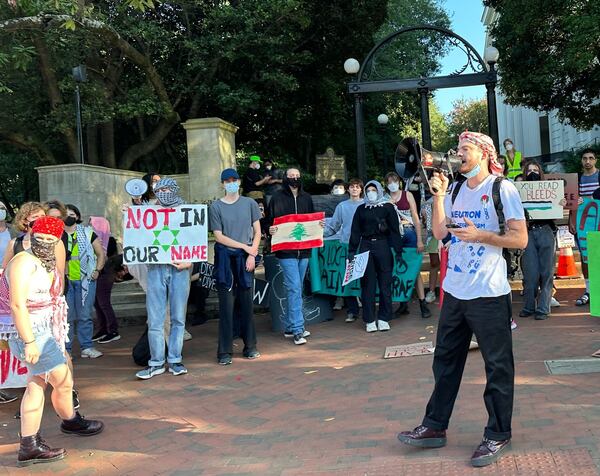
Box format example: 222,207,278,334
443,175,525,300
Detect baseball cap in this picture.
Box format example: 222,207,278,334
220,168,240,181
249,155,262,163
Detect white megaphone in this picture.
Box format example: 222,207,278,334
124,178,148,200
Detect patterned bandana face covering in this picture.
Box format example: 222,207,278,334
30,236,56,272
458,131,503,177
154,178,184,206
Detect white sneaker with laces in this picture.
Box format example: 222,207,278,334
333,297,343,310
81,347,103,359
366,322,378,333
550,297,560,307
377,320,390,331
425,291,436,304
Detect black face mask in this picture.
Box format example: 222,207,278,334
64,216,77,227
526,172,541,182
285,177,301,189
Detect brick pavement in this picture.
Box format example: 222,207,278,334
1,288,599,475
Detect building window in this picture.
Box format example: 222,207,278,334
539,115,550,156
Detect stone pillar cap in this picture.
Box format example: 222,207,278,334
182,118,238,133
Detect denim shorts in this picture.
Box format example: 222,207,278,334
9,332,66,376
401,226,417,248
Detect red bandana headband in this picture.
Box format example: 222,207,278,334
459,131,503,177
31,216,64,239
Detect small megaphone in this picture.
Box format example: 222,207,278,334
124,178,148,199
394,138,462,193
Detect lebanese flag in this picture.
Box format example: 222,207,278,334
271,212,325,252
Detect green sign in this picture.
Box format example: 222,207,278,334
588,232,600,317
576,198,600,264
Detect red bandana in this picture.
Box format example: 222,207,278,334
459,131,503,177
31,216,64,239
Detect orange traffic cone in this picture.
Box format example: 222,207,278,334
556,246,578,278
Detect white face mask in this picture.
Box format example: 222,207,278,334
0,209,6,221
387,182,400,193
266,165,272,170
332,187,345,195
366,191,378,202
505,143,513,151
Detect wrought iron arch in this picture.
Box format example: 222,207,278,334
347,24,499,180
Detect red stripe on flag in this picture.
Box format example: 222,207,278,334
273,212,325,226
271,238,323,252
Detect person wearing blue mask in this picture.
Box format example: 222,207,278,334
209,169,262,365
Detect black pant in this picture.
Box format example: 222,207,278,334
422,292,514,440
359,239,393,324
217,281,257,358
94,273,118,334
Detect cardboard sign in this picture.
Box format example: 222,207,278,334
309,240,361,296
122,205,208,264
514,180,564,219
556,225,576,249
587,232,600,317
342,251,370,286
0,348,28,389
545,173,579,210
271,212,325,252
576,199,600,264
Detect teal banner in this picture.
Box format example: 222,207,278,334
576,198,600,264
309,240,423,302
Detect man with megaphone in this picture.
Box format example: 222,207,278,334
397,131,528,468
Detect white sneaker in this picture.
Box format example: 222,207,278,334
81,347,103,359
366,322,378,333
377,320,390,331
333,297,343,310
550,297,560,307
284,330,311,338
183,329,192,341
425,291,436,304
510,320,517,331
345,313,357,323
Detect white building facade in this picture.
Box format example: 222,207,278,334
482,7,600,162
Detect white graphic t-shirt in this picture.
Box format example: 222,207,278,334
443,175,525,300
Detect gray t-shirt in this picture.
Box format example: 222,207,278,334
209,196,261,248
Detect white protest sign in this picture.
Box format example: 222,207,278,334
0,348,28,389
342,251,370,286
557,225,576,248
123,205,209,264
514,180,564,220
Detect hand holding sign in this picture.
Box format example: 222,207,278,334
342,251,370,286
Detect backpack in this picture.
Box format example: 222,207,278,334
132,326,167,366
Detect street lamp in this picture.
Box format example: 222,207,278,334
483,46,500,151
344,58,366,180
72,65,87,164
377,114,389,172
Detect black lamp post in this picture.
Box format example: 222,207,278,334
377,113,389,173
72,65,87,164
484,46,500,151
344,58,366,181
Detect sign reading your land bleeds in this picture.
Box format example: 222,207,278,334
271,212,325,252
122,205,209,264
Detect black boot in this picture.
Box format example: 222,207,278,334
17,432,65,467
420,299,432,318
395,301,410,316
60,411,104,436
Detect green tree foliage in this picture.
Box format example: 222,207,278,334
486,0,600,129
434,97,488,152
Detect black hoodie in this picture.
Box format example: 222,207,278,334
266,183,315,259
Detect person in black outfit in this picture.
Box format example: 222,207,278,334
349,180,402,333
242,156,270,200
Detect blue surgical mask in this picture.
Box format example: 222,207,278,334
224,181,240,194
462,162,481,179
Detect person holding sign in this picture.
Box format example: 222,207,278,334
135,178,192,379
569,149,599,307
348,180,402,332
324,178,364,322
2,217,103,467
519,161,563,320
267,168,320,345
398,131,527,468
210,168,262,366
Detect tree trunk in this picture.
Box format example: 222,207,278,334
100,121,116,169
86,125,99,165
119,117,179,170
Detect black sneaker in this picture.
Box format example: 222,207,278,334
92,331,107,342
98,332,121,344
72,389,80,410
244,350,261,360
218,355,232,365
284,330,311,339
293,334,307,345
0,391,18,404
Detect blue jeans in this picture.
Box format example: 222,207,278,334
66,279,96,352
522,225,556,315
279,258,309,335
146,264,191,367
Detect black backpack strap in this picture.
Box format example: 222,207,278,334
451,179,464,205
492,176,506,235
